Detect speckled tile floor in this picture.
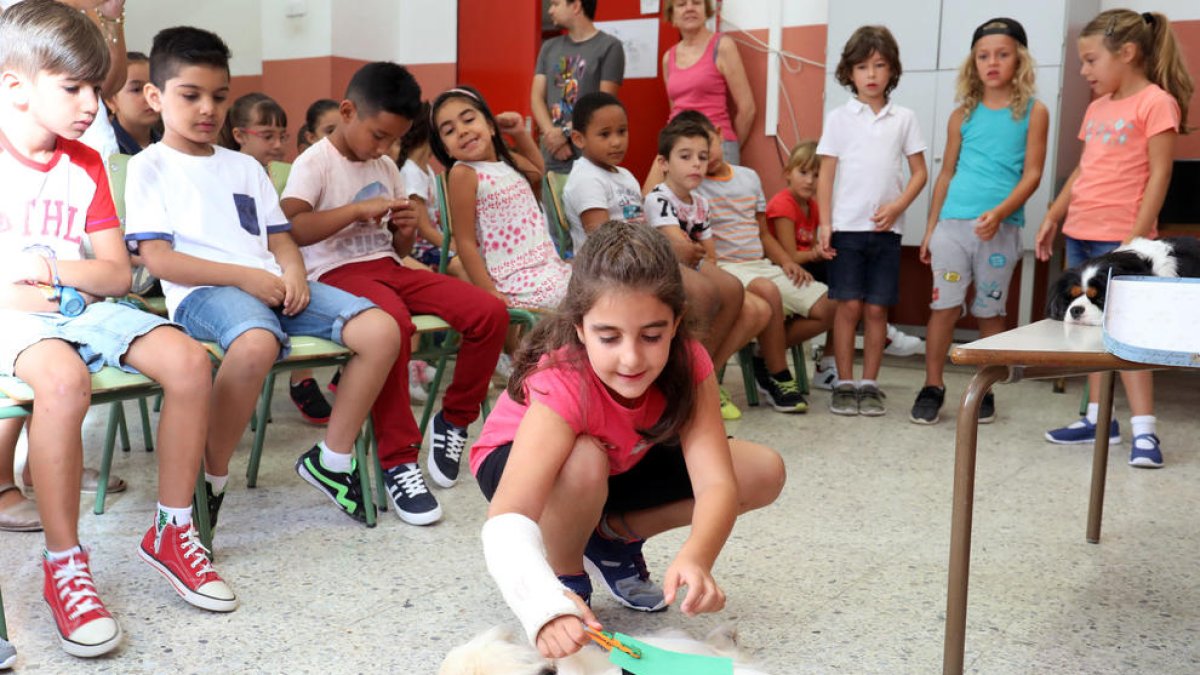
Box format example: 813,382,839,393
1,356,1197,674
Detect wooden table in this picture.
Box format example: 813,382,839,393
941,319,1157,674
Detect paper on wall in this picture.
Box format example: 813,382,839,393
597,18,660,79
640,0,660,14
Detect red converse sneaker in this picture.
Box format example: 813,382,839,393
42,549,121,657
139,520,238,612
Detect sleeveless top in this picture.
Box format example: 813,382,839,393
666,32,736,142
940,100,1033,226
460,160,571,309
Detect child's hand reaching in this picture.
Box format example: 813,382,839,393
662,556,726,617
238,268,287,308
495,112,526,137
974,211,1001,241
386,199,419,237
871,201,903,231
357,197,405,226
535,592,602,659
816,225,836,259
1034,217,1059,262
780,261,813,287
280,268,310,316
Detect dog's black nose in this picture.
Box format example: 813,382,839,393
1070,305,1085,319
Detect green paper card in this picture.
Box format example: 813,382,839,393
608,632,734,675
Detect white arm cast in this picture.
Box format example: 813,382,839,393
481,513,583,645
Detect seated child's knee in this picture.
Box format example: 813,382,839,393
30,361,91,407
161,337,216,391
229,328,282,365
346,308,402,352
749,278,781,304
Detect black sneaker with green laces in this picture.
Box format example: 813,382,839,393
757,370,808,413
294,445,370,524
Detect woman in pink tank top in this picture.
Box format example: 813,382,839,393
661,0,755,164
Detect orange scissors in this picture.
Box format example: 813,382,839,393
584,626,642,659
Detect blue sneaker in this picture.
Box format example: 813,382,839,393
1128,434,1164,468
1045,417,1121,445
583,532,666,612
558,572,592,606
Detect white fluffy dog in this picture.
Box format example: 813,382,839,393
439,624,771,675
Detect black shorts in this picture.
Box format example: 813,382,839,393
475,441,695,514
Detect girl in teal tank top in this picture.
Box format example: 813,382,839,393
910,18,1050,426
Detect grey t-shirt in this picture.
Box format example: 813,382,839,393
535,30,625,173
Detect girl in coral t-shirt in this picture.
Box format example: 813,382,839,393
470,221,783,660
1035,9,1193,468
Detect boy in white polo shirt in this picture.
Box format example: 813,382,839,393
816,25,927,417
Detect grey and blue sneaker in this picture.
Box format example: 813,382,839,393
583,532,666,612
0,636,16,670
295,445,370,524
427,411,469,488
1045,417,1121,445
383,463,442,525
558,572,593,606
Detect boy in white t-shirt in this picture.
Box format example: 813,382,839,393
644,115,772,419
562,91,646,254
126,27,401,533
281,63,509,526
816,25,927,417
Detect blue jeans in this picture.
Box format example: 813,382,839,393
0,302,175,375
173,282,376,360
1065,236,1121,268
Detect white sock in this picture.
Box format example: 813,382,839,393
834,378,855,389
45,545,83,562
1130,415,1156,447
157,503,192,528
319,441,353,473
1085,402,1099,425
859,378,878,389
819,355,836,369
206,472,228,495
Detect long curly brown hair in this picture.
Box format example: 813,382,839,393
507,221,696,445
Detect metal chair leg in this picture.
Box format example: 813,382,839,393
737,345,761,407
94,403,121,514
246,372,275,487
353,430,376,528
116,402,131,452
0,583,8,641
193,465,214,558
792,343,810,395
138,397,154,452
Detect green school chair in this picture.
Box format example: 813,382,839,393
732,343,810,407
267,161,292,196
543,171,573,259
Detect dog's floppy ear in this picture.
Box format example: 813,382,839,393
1046,269,1080,320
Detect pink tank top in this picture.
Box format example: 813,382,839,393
666,32,736,142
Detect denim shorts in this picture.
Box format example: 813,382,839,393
1065,236,1121,268
0,301,175,376
826,231,902,306
173,282,376,360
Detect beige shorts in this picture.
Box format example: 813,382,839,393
717,258,828,317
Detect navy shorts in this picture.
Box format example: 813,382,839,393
827,231,902,306
475,440,694,514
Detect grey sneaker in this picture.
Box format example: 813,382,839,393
830,383,859,416
0,636,15,670
858,384,887,416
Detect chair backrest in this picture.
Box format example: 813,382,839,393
433,172,454,275
106,153,131,223
543,171,572,259
267,161,292,197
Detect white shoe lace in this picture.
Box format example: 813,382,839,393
436,426,468,463
177,526,216,578
51,555,103,620
391,465,429,498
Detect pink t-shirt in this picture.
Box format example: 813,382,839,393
666,33,736,142
470,339,713,477
766,189,819,252
1063,84,1180,242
